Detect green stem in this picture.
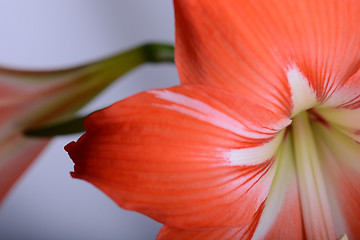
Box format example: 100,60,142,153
25,116,87,137
25,42,174,137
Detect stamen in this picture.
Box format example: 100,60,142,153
307,108,331,129
292,112,336,239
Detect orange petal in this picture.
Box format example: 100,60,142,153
156,202,264,240
261,181,305,240
174,0,360,114
252,133,305,240
157,186,304,240
322,69,360,109
156,136,305,239
66,85,289,229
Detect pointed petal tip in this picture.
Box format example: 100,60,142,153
65,141,83,168
64,141,78,155
70,171,79,179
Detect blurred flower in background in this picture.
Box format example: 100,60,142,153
0,62,115,203
0,1,176,239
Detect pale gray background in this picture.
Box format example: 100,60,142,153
0,1,179,239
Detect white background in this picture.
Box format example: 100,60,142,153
0,1,179,239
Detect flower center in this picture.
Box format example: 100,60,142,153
253,66,358,238
285,66,335,236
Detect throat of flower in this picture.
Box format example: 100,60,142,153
286,65,317,117
291,111,336,239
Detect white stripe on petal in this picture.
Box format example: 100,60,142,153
286,65,317,117
227,131,285,166
150,89,290,139
321,77,360,109
252,134,297,239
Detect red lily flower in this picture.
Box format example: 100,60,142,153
66,0,360,239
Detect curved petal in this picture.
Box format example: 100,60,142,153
175,0,360,115
322,69,360,109
315,107,360,142
65,85,290,229
315,124,360,239
156,133,305,240
156,207,264,240
252,134,305,240
260,181,305,240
